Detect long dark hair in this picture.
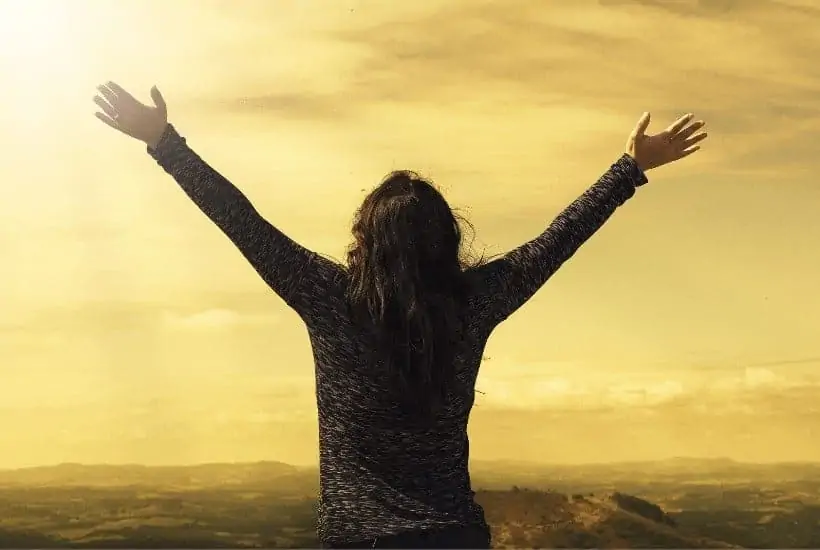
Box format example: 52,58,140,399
346,170,476,419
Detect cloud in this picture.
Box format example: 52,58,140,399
161,308,282,330
141,0,813,195
195,92,355,122
477,372,689,411
215,2,813,107
598,0,754,15
708,366,783,392
0,297,284,341
162,308,243,329
476,361,820,415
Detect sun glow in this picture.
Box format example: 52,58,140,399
0,0,101,130
0,0,76,70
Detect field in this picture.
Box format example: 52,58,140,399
0,459,819,548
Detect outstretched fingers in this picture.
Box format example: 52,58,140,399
94,95,117,119
106,81,136,104
97,84,118,107
94,111,120,131
674,120,705,141
681,131,708,150
675,132,707,160
665,113,694,135
678,145,701,159
668,114,707,161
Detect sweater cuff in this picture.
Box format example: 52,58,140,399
147,124,184,164
616,153,649,187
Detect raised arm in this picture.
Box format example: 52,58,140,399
147,124,325,309
92,82,342,314
469,112,708,327
469,154,645,325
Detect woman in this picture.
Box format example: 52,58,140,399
93,83,707,549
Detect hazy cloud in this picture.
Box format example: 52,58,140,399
477,363,820,414
182,0,820,180
161,308,280,330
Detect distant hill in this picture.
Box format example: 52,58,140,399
5,457,820,489
0,461,316,493
478,488,736,549
470,457,820,490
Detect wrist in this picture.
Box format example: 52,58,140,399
144,126,167,152
625,151,648,173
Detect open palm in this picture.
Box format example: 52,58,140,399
94,82,168,149
626,112,707,172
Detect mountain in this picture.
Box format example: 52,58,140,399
478,488,736,548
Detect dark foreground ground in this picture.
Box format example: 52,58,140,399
0,458,819,548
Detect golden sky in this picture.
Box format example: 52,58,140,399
1,0,820,468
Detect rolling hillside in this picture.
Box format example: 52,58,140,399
2,460,819,547
479,488,735,548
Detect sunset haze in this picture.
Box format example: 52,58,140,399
1,0,819,468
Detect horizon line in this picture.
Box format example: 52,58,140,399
3,455,820,473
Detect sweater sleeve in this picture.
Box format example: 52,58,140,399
467,154,648,327
147,124,341,314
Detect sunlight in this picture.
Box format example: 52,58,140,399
0,0,75,71
0,0,182,134
0,0,92,128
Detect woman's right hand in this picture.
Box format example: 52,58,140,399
94,82,168,149
625,112,707,172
